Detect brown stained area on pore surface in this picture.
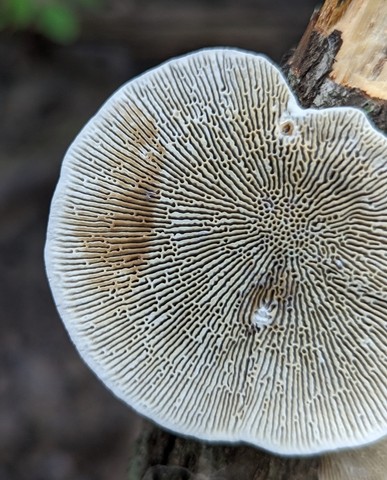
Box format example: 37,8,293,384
74,103,164,290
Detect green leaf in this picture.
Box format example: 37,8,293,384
36,4,79,44
1,0,37,28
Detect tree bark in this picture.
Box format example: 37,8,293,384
127,423,320,480
127,1,387,478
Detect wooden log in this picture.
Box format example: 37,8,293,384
127,423,320,480
283,0,387,131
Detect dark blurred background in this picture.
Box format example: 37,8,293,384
0,1,317,479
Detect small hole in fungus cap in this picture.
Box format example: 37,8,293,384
280,120,294,136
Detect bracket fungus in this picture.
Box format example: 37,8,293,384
45,48,387,455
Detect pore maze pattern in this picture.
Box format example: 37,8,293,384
46,49,387,454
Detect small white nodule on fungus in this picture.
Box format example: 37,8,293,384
45,48,387,455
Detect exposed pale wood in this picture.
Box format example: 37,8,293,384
316,0,387,100
285,0,387,131
314,0,353,31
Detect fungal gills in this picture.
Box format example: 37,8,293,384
45,49,387,455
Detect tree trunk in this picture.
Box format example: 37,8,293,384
127,1,387,478
127,423,320,480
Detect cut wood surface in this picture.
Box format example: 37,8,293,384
315,0,387,100
284,0,387,131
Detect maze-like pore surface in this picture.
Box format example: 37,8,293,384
45,49,387,455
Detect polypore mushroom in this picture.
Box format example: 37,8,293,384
45,48,387,455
